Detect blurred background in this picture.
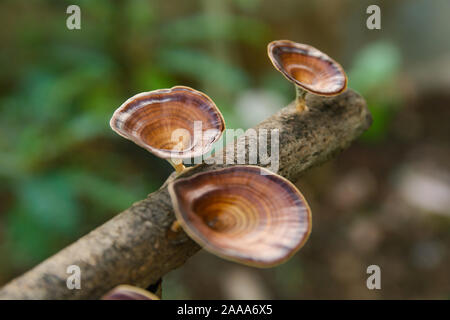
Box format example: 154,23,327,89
0,0,449,299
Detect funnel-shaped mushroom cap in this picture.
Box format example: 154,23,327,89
110,86,225,159
168,166,312,267
268,40,347,95
101,285,159,300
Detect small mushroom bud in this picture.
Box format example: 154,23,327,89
110,86,225,173
168,166,312,267
267,40,347,112
101,285,160,300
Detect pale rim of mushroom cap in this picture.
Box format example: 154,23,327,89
101,284,160,300
168,165,312,268
267,40,347,96
110,86,225,159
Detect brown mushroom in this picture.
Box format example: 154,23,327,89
267,40,347,112
101,284,160,300
168,166,312,267
110,86,225,173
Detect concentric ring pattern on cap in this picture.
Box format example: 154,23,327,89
110,86,225,159
168,166,312,267
268,40,347,96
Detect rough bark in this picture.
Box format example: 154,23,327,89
0,89,371,299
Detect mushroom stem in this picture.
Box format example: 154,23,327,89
295,86,308,112
170,220,181,232
167,160,186,174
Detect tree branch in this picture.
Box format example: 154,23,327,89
0,89,371,299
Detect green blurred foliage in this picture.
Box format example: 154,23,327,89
160,14,268,45
349,41,403,143
157,48,250,92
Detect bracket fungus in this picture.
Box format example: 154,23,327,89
168,166,312,267
101,284,160,300
110,86,225,173
268,40,347,112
